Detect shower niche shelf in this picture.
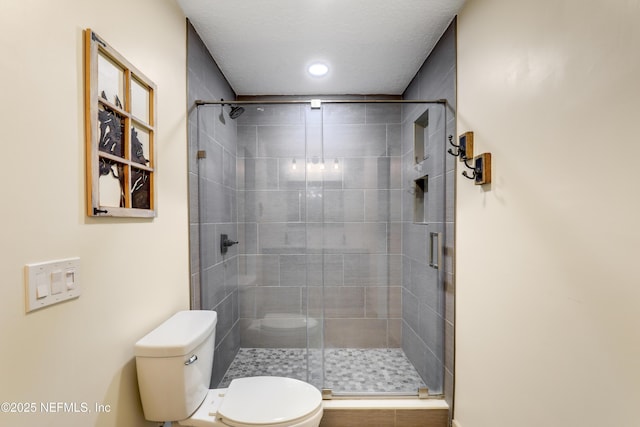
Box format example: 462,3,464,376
414,109,430,164
413,175,429,224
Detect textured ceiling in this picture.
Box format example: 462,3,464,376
177,0,466,96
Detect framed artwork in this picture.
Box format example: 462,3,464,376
84,29,157,217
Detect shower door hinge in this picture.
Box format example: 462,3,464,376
321,389,333,400
197,150,207,159
418,387,430,399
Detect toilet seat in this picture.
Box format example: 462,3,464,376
219,377,322,427
181,376,323,427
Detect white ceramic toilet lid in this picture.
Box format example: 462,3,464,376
217,376,322,426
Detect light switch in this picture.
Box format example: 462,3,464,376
51,269,63,295
35,273,49,298
36,283,50,299
25,258,81,313
65,269,76,290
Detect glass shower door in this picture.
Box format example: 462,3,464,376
316,101,447,396
220,99,448,396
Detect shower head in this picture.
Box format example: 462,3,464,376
219,99,246,120
228,105,245,119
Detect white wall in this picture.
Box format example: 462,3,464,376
0,1,189,426
455,0,640,426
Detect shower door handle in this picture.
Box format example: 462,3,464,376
429,232,442,269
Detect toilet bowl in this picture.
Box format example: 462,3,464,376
134,310,322,427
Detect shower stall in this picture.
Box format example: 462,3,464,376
186,20,456,403
190,98,451,397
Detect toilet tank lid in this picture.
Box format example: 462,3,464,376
134,310,217,358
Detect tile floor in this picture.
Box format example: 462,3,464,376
218,348,426,394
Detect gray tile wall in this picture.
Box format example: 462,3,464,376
187,21,240,387
237,98,403,350
401,20,457,401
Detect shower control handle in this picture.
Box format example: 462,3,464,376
220,234,239,254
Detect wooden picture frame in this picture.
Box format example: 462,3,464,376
84,29,157,217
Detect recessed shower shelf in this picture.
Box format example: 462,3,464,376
414,110,430,164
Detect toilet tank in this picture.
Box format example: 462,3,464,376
134,310,217,422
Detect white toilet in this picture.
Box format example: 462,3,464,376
134,310,323,427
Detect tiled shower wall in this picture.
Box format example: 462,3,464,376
401,21,456,402
236,98,403,350
187,22,240,386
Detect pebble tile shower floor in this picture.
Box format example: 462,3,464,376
218,348,427,393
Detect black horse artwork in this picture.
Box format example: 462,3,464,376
98,108,123,156
98,96,125,207
130,128,150,209
98,92,124,157
131,128,149,165
97,91,151,210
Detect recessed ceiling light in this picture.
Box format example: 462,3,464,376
308,62,329,77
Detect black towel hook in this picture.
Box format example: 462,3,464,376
462,158,477,180
447,135,461,157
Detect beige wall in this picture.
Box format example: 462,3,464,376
455,0,640,426
0,1,189,426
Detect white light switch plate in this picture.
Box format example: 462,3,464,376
25,258,81,313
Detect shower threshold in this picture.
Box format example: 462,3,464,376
322,388,437,400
